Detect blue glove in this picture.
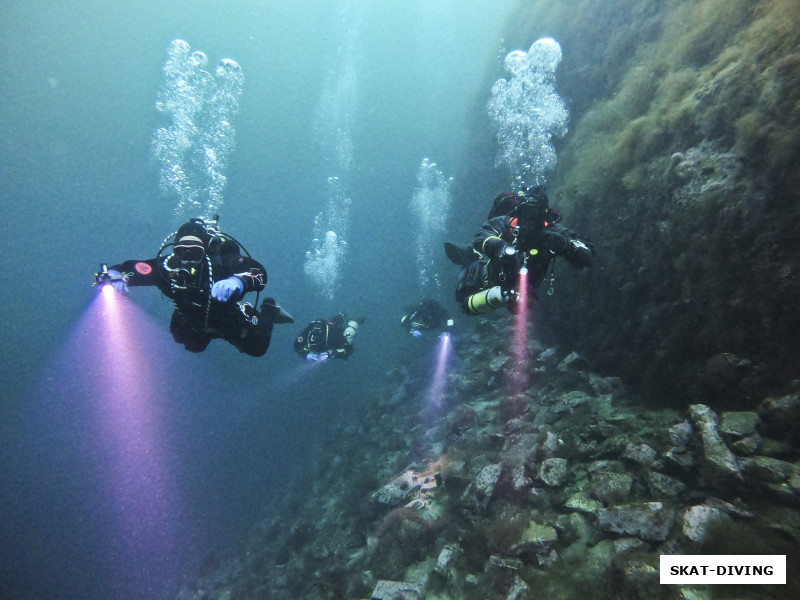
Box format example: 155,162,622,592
306,353,319,361
410,328,422,338
97,269,128,295
211,276,243,302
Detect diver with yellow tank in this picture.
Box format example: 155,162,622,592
445,186,594,315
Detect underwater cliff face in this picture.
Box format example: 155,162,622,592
462,0,800,408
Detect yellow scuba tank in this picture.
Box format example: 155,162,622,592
466,286,507,315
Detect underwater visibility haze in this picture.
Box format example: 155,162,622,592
1,1,523,599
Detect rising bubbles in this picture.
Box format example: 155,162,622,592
152,39,244,218
488,37,568,189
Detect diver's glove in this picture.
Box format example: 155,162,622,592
306,351,331,362
95,267,129,295
211,277,243,302
410,328,422,338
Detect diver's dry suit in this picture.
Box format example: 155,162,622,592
294,314,358,360
110,221,274,356
448,191,594,314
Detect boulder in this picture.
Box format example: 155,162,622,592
597,502,676,541
689,404,743,485
539,458,568,487
371,580,423,600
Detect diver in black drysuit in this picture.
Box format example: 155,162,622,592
97,217,293,356
294,313,361,361
445,187,594,315
400,299,452,338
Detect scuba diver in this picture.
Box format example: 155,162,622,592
94,215,294,357
400,299,454,338
294,313,362,361
445,186,594,315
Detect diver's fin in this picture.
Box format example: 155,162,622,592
274,305,295,324
444,242,475,266
260,297,295,324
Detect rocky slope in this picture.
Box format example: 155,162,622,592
173,315,800,599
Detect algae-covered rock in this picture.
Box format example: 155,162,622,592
719,411,760,438
539,457,568,487
589,471,634,505
597,502,676,541
682,504,730,543
370,579,423,600
689,404,743,485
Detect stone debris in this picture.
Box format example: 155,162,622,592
689,403,743,485
597,502,676,541
172,348,800,600
682,504,730,543
371,580,423,600
538,457,568,486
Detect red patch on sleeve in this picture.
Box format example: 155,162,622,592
135,262,153,275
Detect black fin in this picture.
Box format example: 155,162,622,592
444,242,475,265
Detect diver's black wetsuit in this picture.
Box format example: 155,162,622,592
294,314,355,360
455,215,593,307
402,299,449,333
111,239,271,356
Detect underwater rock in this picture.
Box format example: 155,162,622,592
647,472,687,498
501,433,541,468
622,442,657,466
590,375,627,399
682,504,730,544
540,430,561,457
738,456,797,484
557,351,587,372
488,555,524,572
511,464,533,492
372,470,421,506
664,446,697,470
537,346,558,365
510,521,558,557
370,579,423,600
719,411,760,439
538,457,568,486
757,393,800,445
669,421,694,447
504,417,526,435
597,502,675,541
590,471,634,505
565,491,603,513
551,390,592,414
473,463,503,508
689,404,743,485
505,573,531,600
613,537,649,555
435,544,461,574
731,431,761,456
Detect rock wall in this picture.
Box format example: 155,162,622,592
456,0,800,408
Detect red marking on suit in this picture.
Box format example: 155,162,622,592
135,262,153,275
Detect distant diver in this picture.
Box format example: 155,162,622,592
446,186,594,314
400,299,453,339
95,215,294,356
294,313,362,361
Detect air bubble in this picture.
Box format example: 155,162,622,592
152,41,244,217
504,50,528,76
190,51,208,67
488,37,568,187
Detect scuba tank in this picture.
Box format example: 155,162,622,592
466,286,513,315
